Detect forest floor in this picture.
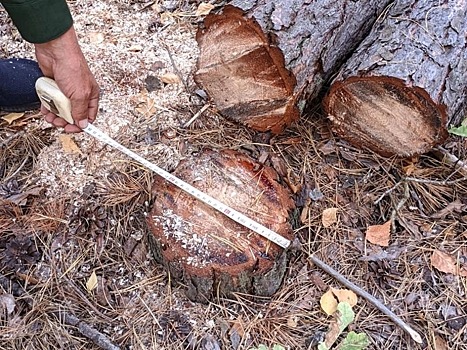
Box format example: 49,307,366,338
1,1,466,350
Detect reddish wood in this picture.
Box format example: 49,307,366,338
324,0,466,157
147,149,294,302
195,1,392,133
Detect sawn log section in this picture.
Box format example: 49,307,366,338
195,1,392,133
324,0,467,157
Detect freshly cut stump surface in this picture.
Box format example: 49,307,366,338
147,149,295,302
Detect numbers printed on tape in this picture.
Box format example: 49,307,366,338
84,124,291,249
35,77,290,248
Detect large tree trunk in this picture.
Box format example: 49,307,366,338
323,0,467,157
194,0,392,133
147,149,294,302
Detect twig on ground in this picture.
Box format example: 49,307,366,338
375,173,467,205
59,312,121,350
3,157,29,182
404,175,467,185
432,146,467,175
390,181,410,232
308,254,423,344
183,103,210,128
162,42,189,91
0,273,120,350
0,130,25,148
374,181,403,205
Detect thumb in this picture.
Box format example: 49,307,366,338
70,94,90,129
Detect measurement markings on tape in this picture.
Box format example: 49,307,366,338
35,77,291,249
85,124,291,249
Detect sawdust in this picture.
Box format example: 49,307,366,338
2,2,467,350
30,1,200,198
153,208,210,267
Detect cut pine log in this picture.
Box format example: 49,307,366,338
147,149,294,302
194,1,392,133
323,0,467,157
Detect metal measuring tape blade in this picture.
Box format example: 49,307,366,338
35,77,291,249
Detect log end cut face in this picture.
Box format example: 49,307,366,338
194,5,299,134
324,77,448,157
147,149,295,301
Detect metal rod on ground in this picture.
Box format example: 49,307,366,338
34,77,424,345
308,254,423,344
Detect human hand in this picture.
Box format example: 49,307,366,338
34,26,99,133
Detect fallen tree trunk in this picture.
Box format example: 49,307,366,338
195,1,392,133
147,149,294,302
323,0,467,157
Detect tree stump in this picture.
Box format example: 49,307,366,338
194,1,392,133
323,0,467,157
147,149,294,302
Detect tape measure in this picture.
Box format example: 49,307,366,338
35,77,291,249
35,78,426,344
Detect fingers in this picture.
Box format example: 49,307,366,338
34,26,100,133
41,78,100,132
42,110,83,133
87,89,100,124
70,83,99,128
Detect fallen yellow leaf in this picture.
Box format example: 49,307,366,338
331,288,358,307
320,289,338,315
1,112,24,124
366,220,391,246
128,44,143,52
86,271,98,293
160,72,181,84
431,250,467,277
322,207,338,228
58,134,82,155
195,2,214,16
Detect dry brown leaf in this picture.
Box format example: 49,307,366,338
89,32,105,44
434,335,448,350
322,207,338,228
431,250,467,277
132,90,158,117
58,134,82,155
86,270,98,293
5,187,42,206
287,315,298,328
230,315,245,337
431,200,466,219
195,2,215,16
160,72,181,84
331,288,358,307
366,220,391,246
1,112,24,124
320,289,338,315
300,200,310,224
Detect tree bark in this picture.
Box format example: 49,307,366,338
147,149,294,302
323,0,467,157
194,0,392,133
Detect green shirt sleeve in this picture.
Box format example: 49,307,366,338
1,0,73,43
